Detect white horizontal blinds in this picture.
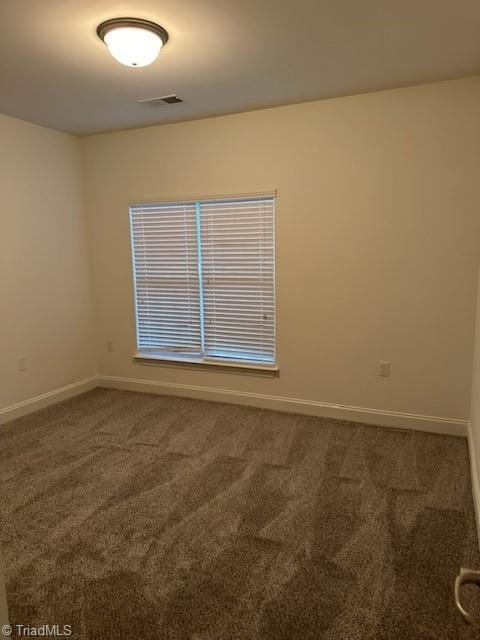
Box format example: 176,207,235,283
130,203,202,353
200,197,275,363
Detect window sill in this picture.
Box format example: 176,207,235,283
133,352,279,376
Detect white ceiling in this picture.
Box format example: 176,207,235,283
1,0,480,135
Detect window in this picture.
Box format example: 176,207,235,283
129,195,276,368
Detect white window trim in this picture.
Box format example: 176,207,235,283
129,193,278,371
133,351,279,372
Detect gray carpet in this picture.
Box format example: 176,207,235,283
0,388,479,639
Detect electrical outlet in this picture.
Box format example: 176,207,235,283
379,360,391,377
18,355,27,372
107,340,114,352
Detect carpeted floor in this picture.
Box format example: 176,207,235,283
0,388,479,639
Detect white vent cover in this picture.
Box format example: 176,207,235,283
138,94,183,107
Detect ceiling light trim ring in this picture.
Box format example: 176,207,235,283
96,18,169,47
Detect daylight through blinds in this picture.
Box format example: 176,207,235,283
130,196,276,365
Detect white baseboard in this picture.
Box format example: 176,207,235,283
1,372,468,439
0,376,98,425
98,375,468,437
467,421,480,548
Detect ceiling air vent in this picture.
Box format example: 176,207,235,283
139,94,183,107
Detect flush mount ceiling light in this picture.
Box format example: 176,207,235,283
97,18,169,68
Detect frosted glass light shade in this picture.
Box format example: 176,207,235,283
97,19,169,68
104,26,162,67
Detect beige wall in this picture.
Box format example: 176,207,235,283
83,76,480,421
0,114,96,411
470,267,480,528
